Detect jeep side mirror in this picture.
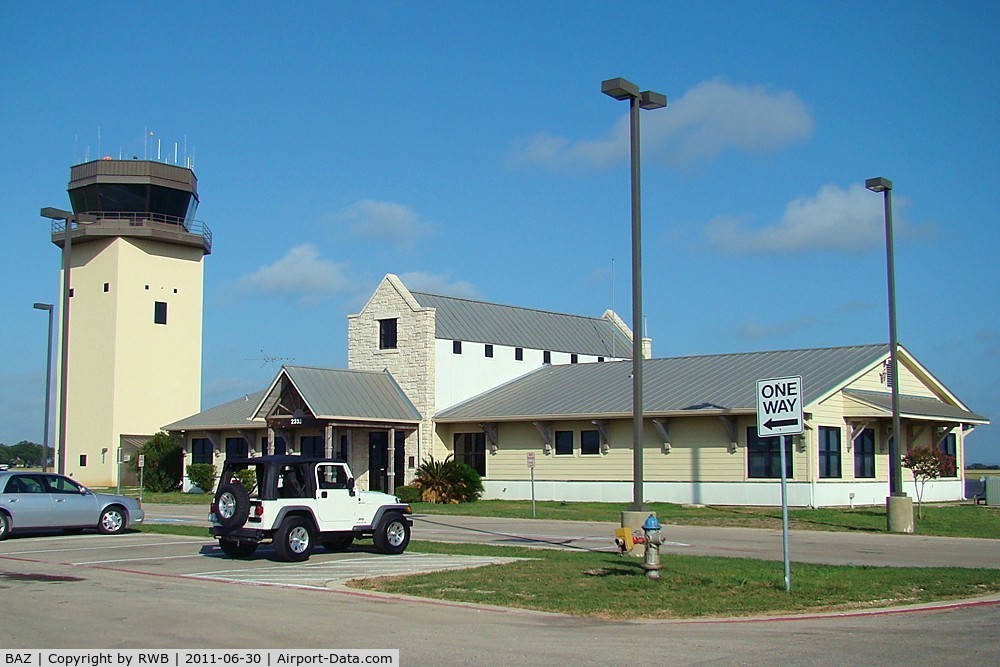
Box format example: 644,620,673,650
347,477,356,496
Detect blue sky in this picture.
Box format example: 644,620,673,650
2,2,998,463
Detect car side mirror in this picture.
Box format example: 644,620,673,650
347,477,356,496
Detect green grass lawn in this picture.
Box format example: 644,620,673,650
135,524,1000,620
352,540,1000,619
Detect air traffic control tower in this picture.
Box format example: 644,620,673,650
50,159,211,486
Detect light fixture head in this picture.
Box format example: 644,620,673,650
602,77,639,100
639,90,667,110
865,177,893,193
33,302,53,311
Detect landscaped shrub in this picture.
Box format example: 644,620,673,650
394,484,422,504
413,455,483,503
130,432,183,492
186,463,218,493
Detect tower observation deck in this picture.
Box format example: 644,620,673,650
51,159,212,254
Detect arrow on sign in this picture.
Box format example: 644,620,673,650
765,418,798,429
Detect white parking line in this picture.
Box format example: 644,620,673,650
3,537,208,556
72,553,211,565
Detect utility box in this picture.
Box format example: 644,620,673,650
986,476,1000,507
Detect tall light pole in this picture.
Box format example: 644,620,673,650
33,303,54,472
40,207,97,475
602,78,667,511
865,177,913,532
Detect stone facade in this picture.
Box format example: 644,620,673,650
347,275,436,484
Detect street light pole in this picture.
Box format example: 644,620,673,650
40,207,96,476
865,177,913,533
602,78,667,511
33,303,54,473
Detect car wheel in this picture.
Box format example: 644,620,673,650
0,512,9,541
274,516,315,562
213,482,251,529
321,533,355,552
373,513,410,555
219,537,258,559
98,506,127,534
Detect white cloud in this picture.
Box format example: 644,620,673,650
236,244,351,302
398,271,479,298
509,78,814,170
707,183,933,254
330,199,436,251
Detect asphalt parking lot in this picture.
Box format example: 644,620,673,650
0,531,522,590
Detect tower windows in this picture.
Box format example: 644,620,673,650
104,283,110,293
485,344,494,358
154,301,167,325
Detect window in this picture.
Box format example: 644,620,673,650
79,454,87,467
747,427,792,478
853,429,875,478
818,427,842,478
191,438,213,464
485,344,494,358
300,435,324,458
939,433,958,477
45,475,81,494
581,430,601,456
543,351,552,364
515,347,523,361
225,437,249,459
103,282,109,293
378,318,398,350
454,432,486,476
453,340,462,354
154,301,167,325
555,430,573,456
69,288,74,297
570,354,578,364
598,357,604,363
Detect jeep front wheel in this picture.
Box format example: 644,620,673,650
373,513,410,555
274,516,315,562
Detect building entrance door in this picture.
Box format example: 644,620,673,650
368,432,388,493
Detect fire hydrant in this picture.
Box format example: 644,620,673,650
638,514,664,580
613,514,664,580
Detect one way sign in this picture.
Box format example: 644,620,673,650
756,376,804,437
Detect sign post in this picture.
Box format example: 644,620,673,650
138,454,145,504
527,452,536,518
756,376,803,592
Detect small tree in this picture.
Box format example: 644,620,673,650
413,455,483,503
130,432,183,492
902,445,956,519
186,463,218,493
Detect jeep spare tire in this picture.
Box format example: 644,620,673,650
213,482,251,529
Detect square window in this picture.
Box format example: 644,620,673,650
453,340,462,355
79,454,87,467
747,427,792,478
69,288,74,297
515,347,523,361
819,426,842,478
485,344,494,358
598,357,604,363
379,318,398,350
570,354,578,364
581,430,601,455
154,301,168,325
543,351,551,364
554,430,573,456
103,283,110,293
853,429,876,478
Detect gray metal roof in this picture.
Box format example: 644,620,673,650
410,291,633,358
436,344,900,421
163,390,267,431
844,389,988,424
273,366,421,423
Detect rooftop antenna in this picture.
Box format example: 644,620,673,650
611,257,616,359
245,349,295,374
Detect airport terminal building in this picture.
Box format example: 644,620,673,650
166,274,987,507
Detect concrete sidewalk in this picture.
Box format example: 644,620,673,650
142,503,1000,569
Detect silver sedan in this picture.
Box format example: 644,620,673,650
0,471,144,539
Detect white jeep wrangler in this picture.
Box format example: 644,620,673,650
209,455,412,561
